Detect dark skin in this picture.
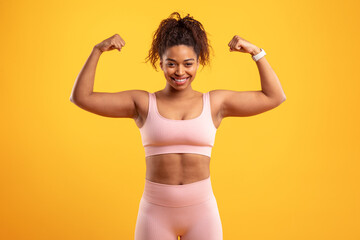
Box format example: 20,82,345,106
70,34,286,185
136,45,221,185
139,90,216,185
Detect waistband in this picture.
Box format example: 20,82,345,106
142,176,214,207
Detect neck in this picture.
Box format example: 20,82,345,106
162,84,196,98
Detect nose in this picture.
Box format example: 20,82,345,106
175,65,185,76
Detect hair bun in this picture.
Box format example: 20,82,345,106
145,12,213,71
178,18,186,27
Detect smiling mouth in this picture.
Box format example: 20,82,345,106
171,77,190,83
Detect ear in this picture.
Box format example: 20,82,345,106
159,60,163,71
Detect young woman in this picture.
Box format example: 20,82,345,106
70,12,286,240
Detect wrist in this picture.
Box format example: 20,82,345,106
93,45,103,54
250,47,261,56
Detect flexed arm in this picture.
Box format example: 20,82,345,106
228,35,286,102
70,34,125,101
69,34,141,119
217,35,286,118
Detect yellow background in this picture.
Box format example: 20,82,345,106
1,0,359,239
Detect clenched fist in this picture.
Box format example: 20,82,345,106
95,34,126,53
228,35,260,56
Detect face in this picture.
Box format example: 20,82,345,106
160,45,199,89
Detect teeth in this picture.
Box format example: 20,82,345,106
173,77,189,82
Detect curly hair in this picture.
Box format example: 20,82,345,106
145,12,213,71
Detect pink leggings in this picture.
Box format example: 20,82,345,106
134,176,223,240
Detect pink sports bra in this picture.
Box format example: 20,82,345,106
138,92,217,158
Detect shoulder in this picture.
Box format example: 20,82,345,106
208,90,239,117
208,89,232,103
209,89,233,95
130,90,150,105
131,89,150,97
207,90,231,118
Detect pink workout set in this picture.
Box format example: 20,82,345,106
134,92,223,240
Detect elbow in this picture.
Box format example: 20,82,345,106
279,96,286,104
273,95,286,106
70,96,75,103
278,93,287,103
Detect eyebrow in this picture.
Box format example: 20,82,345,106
165,58,195,62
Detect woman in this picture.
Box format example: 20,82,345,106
70,12,286,240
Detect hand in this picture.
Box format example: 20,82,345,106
228,35,260,55
94,34,126,53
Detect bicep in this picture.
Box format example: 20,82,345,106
219,90,282,118
71,90,140,118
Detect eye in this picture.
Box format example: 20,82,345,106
186,63,193,66
167,63,175,67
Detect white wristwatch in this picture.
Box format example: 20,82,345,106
252,48,266,62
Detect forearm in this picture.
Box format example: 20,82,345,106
251,47,286,102
70,46,102,102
